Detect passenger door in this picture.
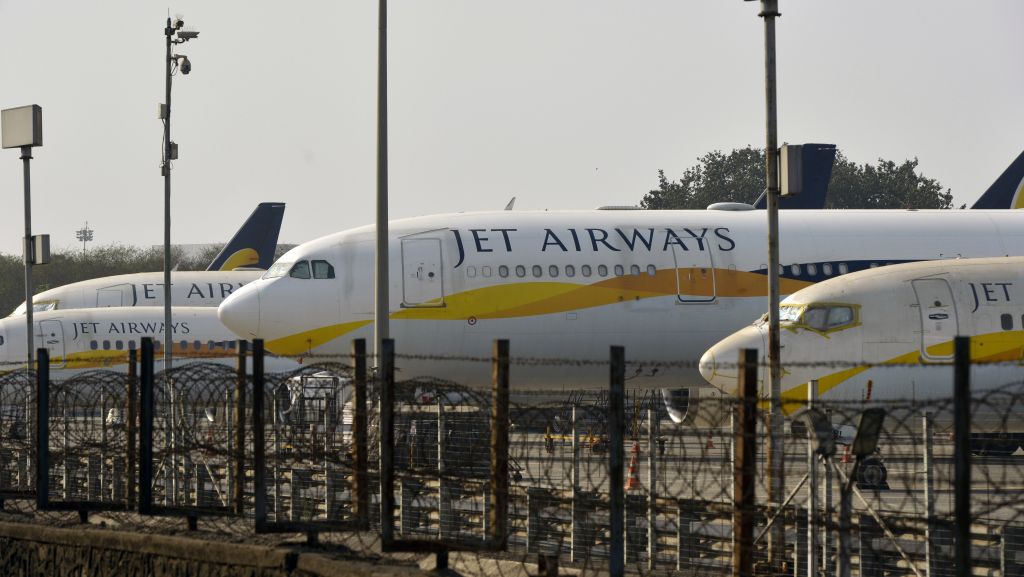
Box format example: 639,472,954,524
912,278,957,360
401,238,445,307
672,244,716,303
37,319,66,367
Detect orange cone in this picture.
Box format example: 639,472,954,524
840,444,852,464
625,450,641,491
706,430,715,450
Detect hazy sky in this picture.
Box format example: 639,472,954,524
0,1,1021,256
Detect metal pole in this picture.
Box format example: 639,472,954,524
35,348,49,509
648,408,659,570
352,338,369,527
20,146,36,369
837,460,853,577
379,338,395,547
757,0,785,566
252,340,266,529
823,409,833,577
234,340,247,515
609,346,625,577
571,403,579,563
953,336,971,577
127,348,137,507
490,339,509,548
138,338,154,515
923,412,934,577
162,17,173,374
734,349,757,577
373,0,389,357
808,380,819,577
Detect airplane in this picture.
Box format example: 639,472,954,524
218,206,1024,423
699,256,1024,454
9,202,285,317
970,151,1024,209
0,306,300,374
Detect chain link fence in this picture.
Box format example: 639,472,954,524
3,337,1024,577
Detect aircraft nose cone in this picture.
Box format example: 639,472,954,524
698,349,717,386
218,284,261,338
700,326,766,395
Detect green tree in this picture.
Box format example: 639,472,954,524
641,147,953,210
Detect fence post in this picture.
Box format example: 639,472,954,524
823,408,834,577
138,338,154,515
648,407,659,570
490,339,510,549
234,340,248,515
379,338,396,547
252,338,268,532
923,412,935,577
953,336,971,577
734,348,757,577
808,379,819,577
35,348,49,510
352,338,369,527
609,345,625,577
127,348,137,507
571,404,580,563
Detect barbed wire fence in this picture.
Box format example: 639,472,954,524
1,337,1024,576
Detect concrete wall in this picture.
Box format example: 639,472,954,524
0,521,420,577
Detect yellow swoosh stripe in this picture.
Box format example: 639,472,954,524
265,320,373,356
779,331,1024,414
261,267,812,355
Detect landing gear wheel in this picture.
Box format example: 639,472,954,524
856,456,889,490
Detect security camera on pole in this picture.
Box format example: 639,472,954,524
159,13,199,505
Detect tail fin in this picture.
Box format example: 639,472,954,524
970,151,1024,209
753,143,836,209
206,202,286,271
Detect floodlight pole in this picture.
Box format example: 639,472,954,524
21,146,34,368
374,0,390,358
758,0,785,567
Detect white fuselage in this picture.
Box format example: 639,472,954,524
0,306,298,375
218,209,1024,392
10,271,262,316
700,256,1024,432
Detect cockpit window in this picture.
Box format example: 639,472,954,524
264,261,292,279
779,303,858,333
779,305,803,323
289,261,311,279
312,260,335,279
12,301,57,316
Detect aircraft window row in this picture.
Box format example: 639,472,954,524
89,339,238,351
781,262,907,277
1000,314,1024,331
466,264,660,280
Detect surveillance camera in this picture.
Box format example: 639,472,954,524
180,56,191,75
173,16,184,29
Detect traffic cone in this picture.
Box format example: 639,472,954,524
625,450,641,491
840,444,852,463
705,430,715,450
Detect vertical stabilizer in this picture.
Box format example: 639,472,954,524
753,143,836,209
970,151,1024,209
206,202,286,271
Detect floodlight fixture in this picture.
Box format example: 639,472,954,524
2,105,43,149
851,408,886,458
177,30,199,41
799,408,837,458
